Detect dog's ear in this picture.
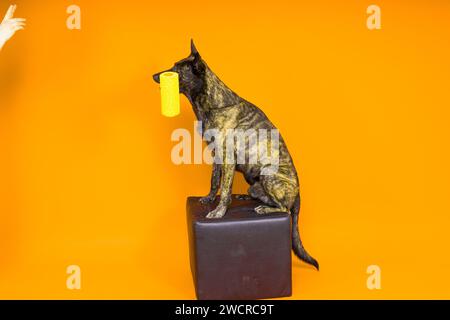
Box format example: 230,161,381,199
191,39,200,57
191,39,204,74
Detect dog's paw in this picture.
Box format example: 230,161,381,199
235,194,253,201
206,207,226,219
254,205,269,215
199,195,215,204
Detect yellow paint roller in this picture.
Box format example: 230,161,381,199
160,71,180,117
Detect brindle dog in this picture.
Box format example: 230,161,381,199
153,40,319,270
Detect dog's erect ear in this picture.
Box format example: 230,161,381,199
191,39,199,56
190,39,204,74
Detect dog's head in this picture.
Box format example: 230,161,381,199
153,40,206,97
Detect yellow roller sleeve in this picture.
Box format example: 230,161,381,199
160,72,180,117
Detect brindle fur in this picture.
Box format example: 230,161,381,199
153,40,319,270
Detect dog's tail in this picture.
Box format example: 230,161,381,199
291,194,319,270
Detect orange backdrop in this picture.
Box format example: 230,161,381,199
0,0,449,299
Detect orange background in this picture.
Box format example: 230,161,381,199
0,0,449,299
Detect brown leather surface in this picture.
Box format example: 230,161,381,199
186,196,292,300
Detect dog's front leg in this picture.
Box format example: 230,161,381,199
199,163,221,204
206,164,235,219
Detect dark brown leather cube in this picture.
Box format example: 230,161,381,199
186,195,292,300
